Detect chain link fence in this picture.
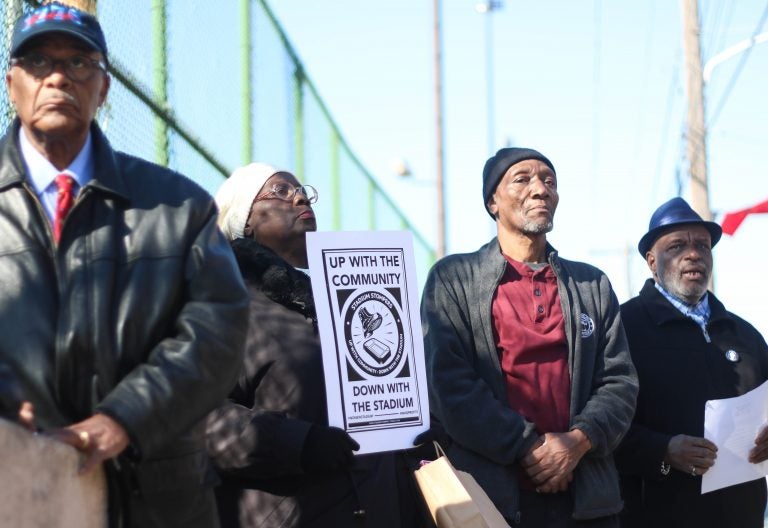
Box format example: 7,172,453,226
1,0,435,274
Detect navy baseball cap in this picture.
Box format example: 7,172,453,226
10,2,107,59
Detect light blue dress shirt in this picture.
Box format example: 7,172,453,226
655,282,712,342
18,127,94,223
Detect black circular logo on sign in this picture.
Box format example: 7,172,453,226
343,290,405,377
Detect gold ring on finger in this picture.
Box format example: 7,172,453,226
78,431,90,450
690,465,696,476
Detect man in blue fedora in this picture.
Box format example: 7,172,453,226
615,197,768,527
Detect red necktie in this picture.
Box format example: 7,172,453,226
53,174,75,243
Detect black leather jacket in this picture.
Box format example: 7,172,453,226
0,120,249,525
421,239,638,521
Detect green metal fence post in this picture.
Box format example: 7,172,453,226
292,66,305,182
3,1,22,123
330,129,341,229
240,0,252,166
151,0,169,167
368,182,375,229
4,1,22,51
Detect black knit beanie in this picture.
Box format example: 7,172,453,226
482,147,556,217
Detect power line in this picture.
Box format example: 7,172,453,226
631,1,656,171
651,62,682,206
701,0,726,59
710,1,735,60
591,0,602,182
708,1,768,127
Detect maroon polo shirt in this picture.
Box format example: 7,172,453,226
492,256,571,439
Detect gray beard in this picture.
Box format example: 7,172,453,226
660,279,708,305
657,271,710,305
522,219,554,235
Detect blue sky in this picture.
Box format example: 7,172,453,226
270,0,768,335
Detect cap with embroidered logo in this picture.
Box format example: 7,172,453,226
10,2,107,59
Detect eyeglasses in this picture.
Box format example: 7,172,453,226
10,52,107,82
255,183,318,204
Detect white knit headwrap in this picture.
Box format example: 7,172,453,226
215,162,279,240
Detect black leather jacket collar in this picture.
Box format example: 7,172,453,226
0,119,130,203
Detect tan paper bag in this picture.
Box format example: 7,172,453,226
414,443,510,528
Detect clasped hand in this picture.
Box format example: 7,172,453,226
520,430,591,493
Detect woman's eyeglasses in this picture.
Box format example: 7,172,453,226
254,183,318,204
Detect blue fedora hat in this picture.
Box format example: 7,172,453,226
638,197,722,256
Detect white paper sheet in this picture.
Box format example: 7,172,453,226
307,231,430,454
702,379,768,493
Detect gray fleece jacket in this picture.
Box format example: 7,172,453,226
421,238,638,522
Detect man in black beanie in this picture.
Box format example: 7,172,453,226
421,147,638,526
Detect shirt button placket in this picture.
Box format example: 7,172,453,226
533,275,544,320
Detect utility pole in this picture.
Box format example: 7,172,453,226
433,0,446,258
680,0,711,223
680,0,714,291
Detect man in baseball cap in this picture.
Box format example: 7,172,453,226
2,3,248,526
10,2,107,59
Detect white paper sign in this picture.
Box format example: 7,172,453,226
702,379,768,493
307,231,430,454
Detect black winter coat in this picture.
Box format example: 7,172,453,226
206,238,425,528
0,120,249,526
616,279,768,528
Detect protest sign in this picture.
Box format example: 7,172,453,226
307,231,429,454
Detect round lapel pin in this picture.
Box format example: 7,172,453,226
724,349,740,362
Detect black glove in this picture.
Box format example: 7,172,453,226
0,364,24,422
401,420,452,469
413,419,450,447
301,425,360,473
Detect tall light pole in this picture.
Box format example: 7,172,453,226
476,1,503,156
433,0,447,258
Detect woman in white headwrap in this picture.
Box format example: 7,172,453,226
206,163,424,528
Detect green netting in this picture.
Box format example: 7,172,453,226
0,0,435,277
